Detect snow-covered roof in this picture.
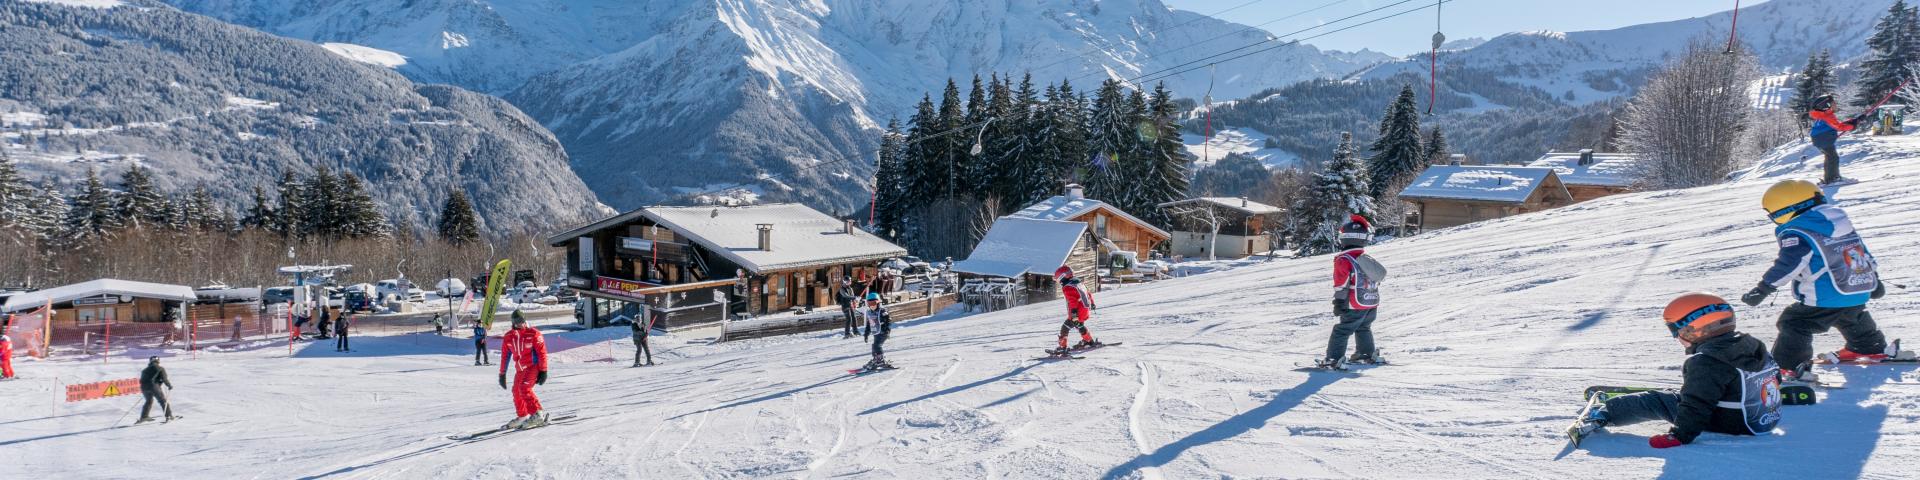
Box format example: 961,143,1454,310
277,265,353,275
1159,197,1285,215
642,204,906,274
952,217,1088,279
1010,195,1171,239
1398,165,1569,204
1526,152,1642,187
2,279,196,312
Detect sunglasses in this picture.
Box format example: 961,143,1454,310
1668,303,1731,337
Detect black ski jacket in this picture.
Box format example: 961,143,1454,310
140,363,171,391
1674,332,1770,443
835,285,856,307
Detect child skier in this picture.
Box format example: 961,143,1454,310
630,308,653,367
498,311,549,429
472,322,490,366
1569,293,1782,448
1051,265,1100,355
1805,94,1864,185
1317,215,1384,369
1,328,14,379
861,293,894,371
1743,179,1904,381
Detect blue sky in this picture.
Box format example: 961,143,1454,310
1161,0,1755,55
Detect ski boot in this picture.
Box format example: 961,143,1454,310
1072,339,1103,350
518,411,549,430
1346,350,1386,365
1781,362,1820,385
1567,394,1608,447
1311,357,1346,371
134,417,155,425
504,415,530,430
164,415,181,423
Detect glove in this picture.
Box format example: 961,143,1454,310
498,373,507,390
1333,298,1347,310
1872,281,1887,300
536,371,547,385
1741,282,1776,307
1090,304,1098,311
1649,434,1683,449
1844,116,1862,127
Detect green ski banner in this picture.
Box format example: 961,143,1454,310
479,259,512,329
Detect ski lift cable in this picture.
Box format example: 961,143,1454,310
1132,0,1446,88
1113,0,1419,89
1203,63,1215,164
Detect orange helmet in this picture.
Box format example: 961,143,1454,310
1663,293,1736,343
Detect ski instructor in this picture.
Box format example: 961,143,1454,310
498,310,549,430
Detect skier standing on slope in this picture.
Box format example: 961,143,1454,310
1570,293,1782,448
472,321,490,366
861,293,894,371
630,306,653,367
1317,215,1384,369
1806,93,1865,185
137,356,177,423
317,304,332,340
1,328,15,379
498,310,549,429
333,314,350,352
1743,180,1903,382
836,277,859,339
1051,265,1100,355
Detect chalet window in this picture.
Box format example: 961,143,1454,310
1096,214,1109,237
77,306,117,326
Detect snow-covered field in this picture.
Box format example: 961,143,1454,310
5,134,1920,478
1180,128,1301,168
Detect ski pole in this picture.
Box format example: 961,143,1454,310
1842,76,1916,138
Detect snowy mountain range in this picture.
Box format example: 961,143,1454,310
0,0,607,234
1356,0,1896,104
161,0,1390,211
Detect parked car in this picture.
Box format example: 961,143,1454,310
510,281,555,304
264,286,296,305
340,283,376,312
377,279,426,302
435,278,468,298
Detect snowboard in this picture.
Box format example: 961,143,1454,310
446,414,578,441
848,365,899,375
1584,385,1817,406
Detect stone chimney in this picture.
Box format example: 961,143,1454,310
1066,184,1085,199
1239,197,1249,208
1578,149,1595,166
756,224,773,251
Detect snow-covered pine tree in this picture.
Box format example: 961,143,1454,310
1423,126,1450,165
961,74,991,198
995,73,1043,210
1366,85,1425,200
936,79,967,199
1084,79,1134,203
26,181,68,242
1789,51,1836,127
1142,83,1192,228
241,185,274,230
438,188,480,245
1291,132,1375,256
0,153,24,227
306,166,341,238
980,74,1021,207
336,173,389,238
1853,0,1920,108
64,167,120,241
115,164,167,229
873,118,908,240
1023,80,1087,203
273,172,304,238
185,185,221,231
163,193,191,231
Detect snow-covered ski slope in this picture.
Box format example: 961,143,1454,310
6,136,1920,478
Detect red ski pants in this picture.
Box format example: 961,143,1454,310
511,369,542,417
1,355,12,378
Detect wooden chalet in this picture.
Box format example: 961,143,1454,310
1525,149,1642,203
951,217,1102,308
1157,197,1285,259
1008,184,1170,260
1398,165,1574,231
0,279,197,346
548,203,906,329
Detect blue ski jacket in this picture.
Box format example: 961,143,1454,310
1761,204,1877,308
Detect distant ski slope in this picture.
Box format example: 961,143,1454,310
4,133,1918,477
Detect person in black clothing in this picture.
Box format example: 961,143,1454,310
1569,293,1782,448
138,356,176,423
333,314,351,352
631,313,654,367
861,293,893,370
472,322,490,366
835,277,858,339
317,306,332,340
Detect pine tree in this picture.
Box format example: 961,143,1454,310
437,188,481,245
25,181,68,241
1084,79,1139,202
1140,82,1192,227
1292,132,1375,256
306,166,341,238
980,74,1022,205
1423,126,1450,165
1853,0,1920,108
241,185,275,230
1366,85,1426,199
115,164,167,229
999,73,1046,209
0,153,24,227
185,185,222,231
1789,50,1836,127
336,173,389,237
873,118,908,239
936,78,967,199
64,167,120,241
273,172,304,237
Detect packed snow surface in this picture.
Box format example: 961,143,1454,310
4,136,1920,477
320,43,408,68
1180,128,1301,168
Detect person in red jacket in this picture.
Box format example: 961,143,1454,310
1317,215,1383,369
1806,93,1864,185
498,311,549,429
1,328,15,380
1052,265,1100,354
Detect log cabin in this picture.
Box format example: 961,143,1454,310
1398,165,1575,231
1008,184,1169,261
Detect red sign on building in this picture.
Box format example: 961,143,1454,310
596,276,661,300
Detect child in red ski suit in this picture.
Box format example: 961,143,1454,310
1055,266,1099,351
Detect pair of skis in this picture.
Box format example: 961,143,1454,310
445,413,580,441
848,364,899,375
1038,342,1124,360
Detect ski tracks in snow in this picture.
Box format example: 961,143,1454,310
1311,396,1556,479
1127,361,1164,480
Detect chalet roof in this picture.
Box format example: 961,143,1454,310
1158,197,1285,215
1527,152,1642,188
1010,195,1171,239
1398,165,1569,204
951,217,1088,279
584,204,908,274
2,279,196,312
